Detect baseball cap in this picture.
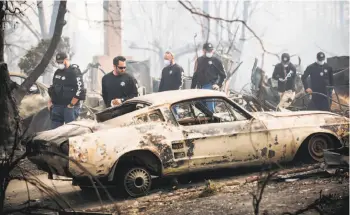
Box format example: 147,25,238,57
281,53,290,63
56,52,68,62
203,42,214,51
316,52,325,61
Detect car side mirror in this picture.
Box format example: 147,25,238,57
29,84,39,94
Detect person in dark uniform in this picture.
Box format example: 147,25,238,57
158,51,184,92
302,52,334,111
102,56,139,108
272,53,297,109
48,52,86,129
191,42,226,112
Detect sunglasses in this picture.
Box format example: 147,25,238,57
118,66,126,70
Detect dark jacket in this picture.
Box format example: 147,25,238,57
272,63,297,92
301,62,334,93
191,56,226,88
158,63,184,92
49,65,86,106
102,72,139,107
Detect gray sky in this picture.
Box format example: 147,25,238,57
6,0,349,90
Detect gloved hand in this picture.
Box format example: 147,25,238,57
212,84,220,90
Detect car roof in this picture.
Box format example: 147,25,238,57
128,89,228,105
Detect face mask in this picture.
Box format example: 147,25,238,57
317,60,325,65
206,52,213,58
164,59,171,66
57,63,65,70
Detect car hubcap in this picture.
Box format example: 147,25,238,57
124,168,151,197
308,137,328,161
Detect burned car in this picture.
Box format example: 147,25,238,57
27,89,349,197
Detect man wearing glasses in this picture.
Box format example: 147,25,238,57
102,56,139,108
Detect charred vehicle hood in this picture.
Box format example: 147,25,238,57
31,119,109,145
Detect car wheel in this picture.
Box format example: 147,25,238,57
307,134,333,162
120,167,152,197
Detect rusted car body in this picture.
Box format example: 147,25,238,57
27,89,349,197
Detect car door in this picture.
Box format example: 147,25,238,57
172,97,268,172
223,99,270,166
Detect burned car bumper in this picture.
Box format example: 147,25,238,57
27,139,71,177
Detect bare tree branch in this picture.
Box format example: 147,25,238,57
37,0,48,38
14,0,68,103
314,42,337,57
4,43,29,52
14,14,41,41
178,0,279,59
129,43,159,53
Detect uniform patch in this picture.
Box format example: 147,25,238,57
61,76,66,80
169,70,172,75
324,69,328,73
320,72,324,76
55,75,61,79
208,61,212,65
121,81,125,87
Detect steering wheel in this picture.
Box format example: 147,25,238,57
195,112,206,124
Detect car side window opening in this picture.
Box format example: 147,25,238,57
96,102,150,122
134,109,165,124
171,98,247,126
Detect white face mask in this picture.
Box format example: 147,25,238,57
164,59,171,66
57,63,65,70
317,60,325,65
206,52,213,58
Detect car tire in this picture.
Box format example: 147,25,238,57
306,134,333,163
117,166,152,198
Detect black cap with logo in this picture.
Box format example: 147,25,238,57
316,52,325,61
56,52,68,62
281,53,290,63
203,42,214,51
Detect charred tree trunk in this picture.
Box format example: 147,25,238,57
0,2,5,62
49,1,60,37
0,63,20,213
230,0,251,88
37,0,48,39
13,0,67,104
202,0,210,42
0,22,4,63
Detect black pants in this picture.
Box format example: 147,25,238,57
311,91,330,111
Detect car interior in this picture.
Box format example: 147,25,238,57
172,98,246,126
